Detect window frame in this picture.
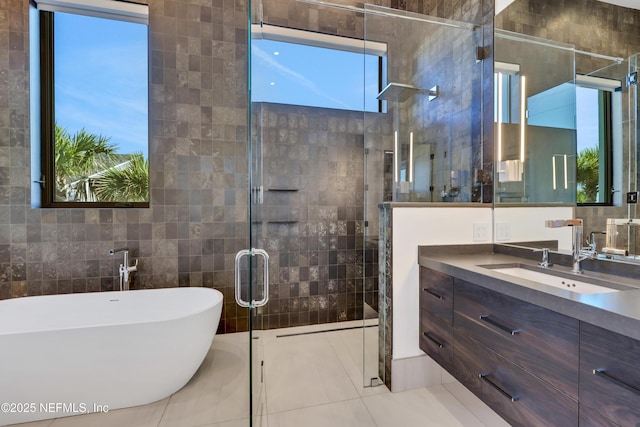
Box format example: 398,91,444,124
575,74,619,207
250,24,387,113
37,1,150,208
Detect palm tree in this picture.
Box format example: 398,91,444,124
55,124,117,201
54,125,148,202
576,146,599,203
93,154,149,202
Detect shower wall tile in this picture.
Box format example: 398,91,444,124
1,0,487,336
252,102,375,328
0,0,251,334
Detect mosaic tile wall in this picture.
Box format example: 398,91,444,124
378,204,393,390
250,102,377,328
0,0,413,335
0,0,254,334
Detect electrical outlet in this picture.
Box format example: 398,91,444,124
495,222,511,242
473,223,490,242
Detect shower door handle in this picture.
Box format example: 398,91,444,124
234,248,270,308
252,249,270,307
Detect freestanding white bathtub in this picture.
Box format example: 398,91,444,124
0,287,223,425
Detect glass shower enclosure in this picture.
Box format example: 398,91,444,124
245,0,487,421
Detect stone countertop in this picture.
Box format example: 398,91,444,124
418,247,640,342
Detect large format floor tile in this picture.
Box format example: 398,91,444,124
263,332,360,414
158,333,251,427
6,323,508,427
362,385,487,427
49,398,169,427
324,326,388,398
443,381,511,427
268,399,374,427
6,421,54,427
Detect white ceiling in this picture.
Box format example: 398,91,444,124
495,0,517,15
597,0,640,10
497,0,640,16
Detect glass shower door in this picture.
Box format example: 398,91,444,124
234,0,268,425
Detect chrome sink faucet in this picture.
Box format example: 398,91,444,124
109,247,138,291
589,230,606,253
545,219,595,274
533,248,552,268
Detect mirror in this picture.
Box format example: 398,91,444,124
494,0,640,258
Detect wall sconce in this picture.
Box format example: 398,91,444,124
552,154,568,190
497,72,503,162
409,132,414,182
394,131,399,182
520,75,526,163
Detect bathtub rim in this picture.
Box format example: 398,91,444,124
0,286,224,337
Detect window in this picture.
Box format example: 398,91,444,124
494,62,521,126
34,0,149,207
251,25,386,112
575,75,620,205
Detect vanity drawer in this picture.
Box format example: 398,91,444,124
454,279,579,399
419,267,453,324
419,309,453,371
579,404,622,427
453,332,578,427
580,322,640,427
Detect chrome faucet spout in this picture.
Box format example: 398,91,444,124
545,219,595,274
109,247,137,291
588,231,606,252
109,247,129,255
533,248,552,268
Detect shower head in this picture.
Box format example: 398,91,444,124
376,82,421,102
377,82,439,102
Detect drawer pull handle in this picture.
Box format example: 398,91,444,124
423,332,445,348
594,369,640,395
480,373,520,402
480,314,521,336
423,288,443,300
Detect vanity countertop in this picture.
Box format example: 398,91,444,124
418,247,640,342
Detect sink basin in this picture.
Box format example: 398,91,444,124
481,264,633,294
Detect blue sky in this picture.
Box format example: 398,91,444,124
252,39,380,112
575,87,599,153
55,13,148,157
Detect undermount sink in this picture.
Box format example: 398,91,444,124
482,264,632,294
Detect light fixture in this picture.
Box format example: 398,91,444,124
273,51,280,56
497,72,503,162
394,131,399,183
520,75,526,163
563,154,568,190
552,156,557,190
552,154,569,190
409,132,414,182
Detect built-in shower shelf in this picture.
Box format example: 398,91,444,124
251,220,299,224
268,188,299,192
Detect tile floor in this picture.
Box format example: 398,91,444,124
10,322,509,427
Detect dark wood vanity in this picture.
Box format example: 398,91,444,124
419,264,640,427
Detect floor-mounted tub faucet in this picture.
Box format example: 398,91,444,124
109,247,138,291
545,219,595,274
